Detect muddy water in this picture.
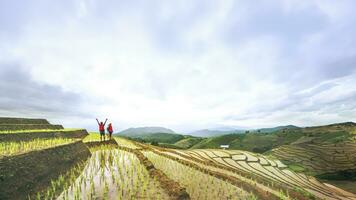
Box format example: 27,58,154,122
57,149,170,200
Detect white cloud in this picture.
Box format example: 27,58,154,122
0,0,356,132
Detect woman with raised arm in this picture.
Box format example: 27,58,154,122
96,118,108,142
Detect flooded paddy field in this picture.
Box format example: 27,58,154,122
54,149,170,200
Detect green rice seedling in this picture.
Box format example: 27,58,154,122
0,138,76,156
56,149,170,200
30,160,87,200
36,192,41,200
0,128,82,134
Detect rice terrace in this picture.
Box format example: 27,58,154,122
1,0,356,199
1,117,356,200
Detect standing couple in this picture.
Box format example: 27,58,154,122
96,118,114,141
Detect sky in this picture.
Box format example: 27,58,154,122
0,0,356,133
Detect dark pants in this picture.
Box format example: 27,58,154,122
100,130,105,136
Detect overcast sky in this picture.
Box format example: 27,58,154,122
1,0,356,132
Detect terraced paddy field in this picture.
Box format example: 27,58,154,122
0,117,64,131
269,141,356,195
2,118,356,200
0,128,88,157
0,117,50,124
0,129,88,142
302,122,356,135
143,151,256,200
143,145,356,200
0,117,91,199
270,143,356,175
321,181,356,195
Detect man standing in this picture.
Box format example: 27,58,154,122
96,118,108,141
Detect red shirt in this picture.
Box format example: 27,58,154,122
99,123,105,131
108,124,113,132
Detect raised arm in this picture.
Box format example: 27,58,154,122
104,118,108,126
96,118,100,125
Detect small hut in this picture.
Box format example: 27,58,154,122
220,145,229,150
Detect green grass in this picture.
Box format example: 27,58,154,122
83,133,140,149
157,143,183,149
191,134,243,149
174,137,204,149
287,164,306,173
83,132,101,142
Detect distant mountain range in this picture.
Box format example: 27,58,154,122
188,125,300,137
114,122,355,152
115,126,184,144
117,126,175,136
188,129,244,137
116,125,302,138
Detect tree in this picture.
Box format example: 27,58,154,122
150,141,159,146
